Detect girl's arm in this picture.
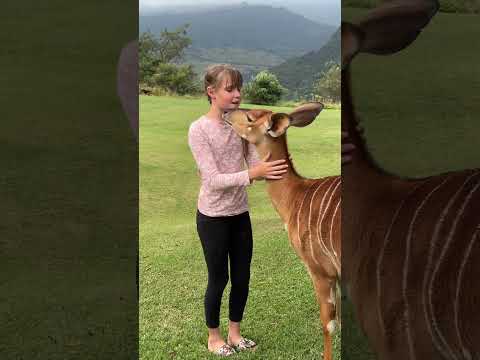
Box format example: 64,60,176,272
245,142,263,182
188,124,251,190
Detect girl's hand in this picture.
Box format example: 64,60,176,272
249,152,288,180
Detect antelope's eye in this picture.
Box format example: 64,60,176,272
246,114,253,123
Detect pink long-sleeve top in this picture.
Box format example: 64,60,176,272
188,115,260,217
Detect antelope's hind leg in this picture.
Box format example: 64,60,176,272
311,273,338,360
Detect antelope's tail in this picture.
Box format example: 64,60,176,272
335,280,342,328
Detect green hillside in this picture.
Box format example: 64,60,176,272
183,47,286,82
270,28,340,99
140,4,335,59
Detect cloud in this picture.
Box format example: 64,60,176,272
139,0,340,26
140,0,339,11
140,0,220,10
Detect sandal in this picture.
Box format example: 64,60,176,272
210,344,236,357
228,337,257,352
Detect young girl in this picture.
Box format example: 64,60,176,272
188,64,289,356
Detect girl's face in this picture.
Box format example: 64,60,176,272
208,76,241,112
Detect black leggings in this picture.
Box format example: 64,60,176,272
196,210,253,328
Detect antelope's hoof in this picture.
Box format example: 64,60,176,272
327,320,337,335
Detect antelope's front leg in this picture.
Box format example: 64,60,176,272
311,274,337,360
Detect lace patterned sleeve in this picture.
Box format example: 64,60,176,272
188,123,251,190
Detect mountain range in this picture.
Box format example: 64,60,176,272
140,4,335,58
139,4,339,98
270,27,340,98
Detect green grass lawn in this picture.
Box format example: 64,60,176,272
139,95,344,359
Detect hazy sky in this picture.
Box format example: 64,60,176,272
140,0,340,26
140,0,338,7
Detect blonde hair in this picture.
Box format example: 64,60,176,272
204,64,243,104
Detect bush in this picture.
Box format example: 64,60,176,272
149,63,201,95
243,71,287,105
312,62,340,103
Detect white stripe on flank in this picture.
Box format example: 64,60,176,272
330,198,341,275
297,182,318,251
422,177,466,359
316,179,336,260
454,225,479,360
427,172,479,360
402,177,450,360
317,178,341,274
376,183,424,335
308,179,329,265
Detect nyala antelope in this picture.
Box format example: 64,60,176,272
342,0,480,359
224,104,341,360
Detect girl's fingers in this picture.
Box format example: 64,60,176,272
266,170,288,178
269,170,288,175
270,164,289,171
268,159,287,165
262,152,271,162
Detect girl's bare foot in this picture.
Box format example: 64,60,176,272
227,321,256,350
208,336,235,356
208,336,228,352
226,334,242,346
227,320,242,346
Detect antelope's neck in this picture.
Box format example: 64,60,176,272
255,135,305,224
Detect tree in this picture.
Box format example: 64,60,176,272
150,63,200,95
243,71,286,105
313,62,340,103
139,24,192,84
139,32,160,83
156,24,191,64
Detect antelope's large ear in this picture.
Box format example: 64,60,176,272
357,0,439,55
289,102,323,127
246,109,269,121
342,22,364,69
267,113,290,138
